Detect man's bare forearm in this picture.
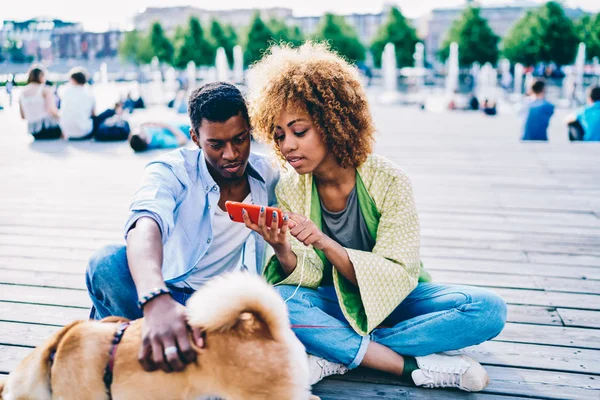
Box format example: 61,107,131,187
126,217,167,297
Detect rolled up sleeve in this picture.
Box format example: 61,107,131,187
123,162,186,244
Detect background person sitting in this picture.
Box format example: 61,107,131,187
521,80,554,141
19,64,61,140
566,86,600,142
129,122,191,152
59,67,118,141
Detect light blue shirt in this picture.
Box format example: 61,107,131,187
577,102,600,142
124,147,279,284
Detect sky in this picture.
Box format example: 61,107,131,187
3,0,600,32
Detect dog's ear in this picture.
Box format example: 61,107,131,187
99,316,131,324
234,312,273,340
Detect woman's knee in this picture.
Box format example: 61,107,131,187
471,288,507,340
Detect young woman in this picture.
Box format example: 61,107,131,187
19,65,61,140
244,42,507,391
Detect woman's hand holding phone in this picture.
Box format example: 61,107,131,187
241,206,293,253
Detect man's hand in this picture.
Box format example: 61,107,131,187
139,295,204,373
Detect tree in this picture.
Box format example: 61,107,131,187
6,40,32,64
314,13,365,63
210,19,237,66
147,21,174,65
118,30,143,65
575,13,600,61
502,11,539,66
244,12,274,66
268,18,304,47
371,7,419,68
438,6,499,66
502,1,579,66
174,16,215,68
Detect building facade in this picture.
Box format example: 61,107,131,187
133,7,293,33
1,18,122,62
288,11,388,44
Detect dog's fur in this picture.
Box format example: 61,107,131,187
0,273,317,400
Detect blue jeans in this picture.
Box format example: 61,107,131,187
86,244,194,320
276,283,507,369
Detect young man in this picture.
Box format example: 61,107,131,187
60,67,119,140
567,85,600,142
522,80,555,141
129,121,191,152
86,82,279,373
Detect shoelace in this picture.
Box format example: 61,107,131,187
422,365,464,388
318,359,347,378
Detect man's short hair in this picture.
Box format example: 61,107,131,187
129,134,149,152
589,86,600,103
188,82,250,133
531,80,545,94
69,67,88,85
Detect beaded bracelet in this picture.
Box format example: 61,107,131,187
137,288,172,310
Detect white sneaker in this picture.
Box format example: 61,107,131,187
411,353,489,392
307,354,348,385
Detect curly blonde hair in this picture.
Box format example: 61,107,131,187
247,42,375,168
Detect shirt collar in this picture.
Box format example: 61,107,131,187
198,151,266,194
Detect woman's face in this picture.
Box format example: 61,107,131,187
275,109,328,175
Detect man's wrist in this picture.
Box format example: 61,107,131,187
137,287,172,310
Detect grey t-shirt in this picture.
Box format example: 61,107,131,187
320,185,375,252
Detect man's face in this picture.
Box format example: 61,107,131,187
191,114,251,181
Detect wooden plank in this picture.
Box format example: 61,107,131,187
557,308,600,329
422,227,600,247
0,268,85,290
314,379,530,399
483,365,600,400
0,302,88,326
0,321,60,347
506,305,562,326
527,252,600,267
0,234,116,251
492,288,600,311
419,217,600,237
422,257,600,280
422,236,600,257
431,270,600,295
0,245,93,262
0,345,32,373
0,225,120,241
496,323,600,350
422,247,529,262
456,341,600,375
0,257,86,274
0,285,90,308
330,365,600,400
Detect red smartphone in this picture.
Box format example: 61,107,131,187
225,201,285,228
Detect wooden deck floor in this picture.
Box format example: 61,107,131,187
0,101,599,399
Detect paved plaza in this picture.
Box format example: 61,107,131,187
0,89,599,399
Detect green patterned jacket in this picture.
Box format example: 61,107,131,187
263,154,429,335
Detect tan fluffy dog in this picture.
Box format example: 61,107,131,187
0,272,318,400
